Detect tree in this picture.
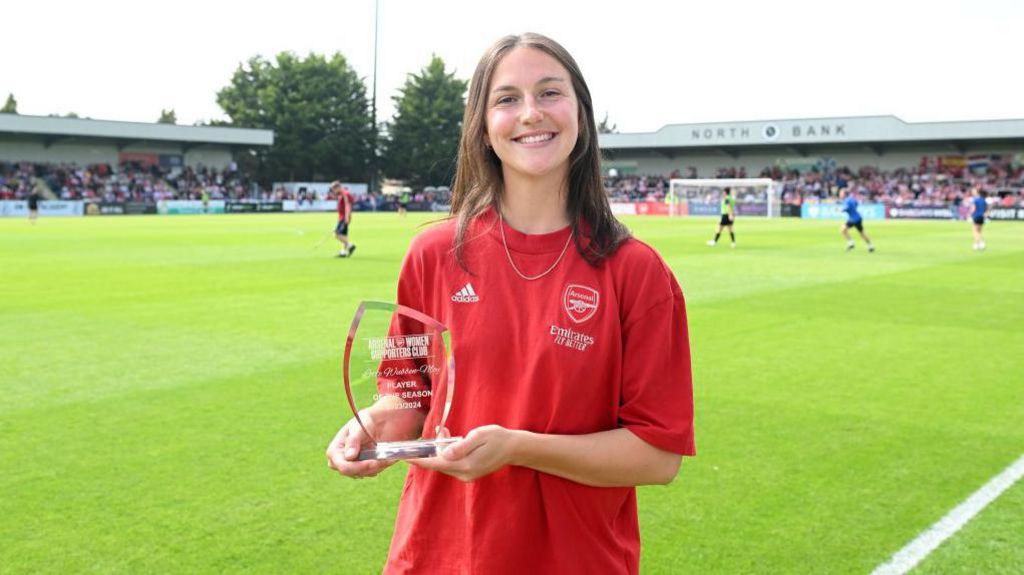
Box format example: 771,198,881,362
382,55,467,189
216,52,375,184
158,109,177,124
1,93,17,114
598,112,617,134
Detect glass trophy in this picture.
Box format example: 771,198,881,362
343,301,459,460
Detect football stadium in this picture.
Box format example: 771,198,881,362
2,10,1023,575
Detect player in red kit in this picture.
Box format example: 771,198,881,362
326,33,695,575
333,181,356,257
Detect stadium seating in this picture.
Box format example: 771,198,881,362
603,158,1024,208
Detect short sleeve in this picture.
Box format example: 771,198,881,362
395,241,425,313
618,288,696,456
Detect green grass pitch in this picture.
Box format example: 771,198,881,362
1,213,1021,573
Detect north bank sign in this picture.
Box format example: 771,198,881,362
690,122,849,143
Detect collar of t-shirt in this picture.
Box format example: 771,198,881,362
479,207,577,255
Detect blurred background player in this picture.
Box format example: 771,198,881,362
840,188,875,252
707,187,736,248
398,189,410,217
333,181,356,258
27,186,41,224
970,187,987,251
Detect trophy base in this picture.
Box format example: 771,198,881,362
357,437,462,461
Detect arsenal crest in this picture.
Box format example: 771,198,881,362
563,284,599,324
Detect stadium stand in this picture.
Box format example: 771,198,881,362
603,156,1024,209
0,161,256,202
599,115,1024,212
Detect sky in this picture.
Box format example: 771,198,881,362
2,0,1021,133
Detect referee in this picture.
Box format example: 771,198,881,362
707,187,736,248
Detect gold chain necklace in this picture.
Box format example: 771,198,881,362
499,213,573,281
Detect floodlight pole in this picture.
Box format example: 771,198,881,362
370,0,380,195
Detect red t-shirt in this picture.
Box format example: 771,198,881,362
385,208,695,574
338,189,354,221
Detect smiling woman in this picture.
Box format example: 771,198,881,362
483,47,580,199
325,32,696,575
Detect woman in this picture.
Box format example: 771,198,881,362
27,187,41,224
327,33,695,574
970,187,987,251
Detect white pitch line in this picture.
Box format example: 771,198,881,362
871,453,1024,575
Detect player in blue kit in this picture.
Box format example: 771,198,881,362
840,188,874,252
970,188,987,251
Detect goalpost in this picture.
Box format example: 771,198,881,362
667,178,780,218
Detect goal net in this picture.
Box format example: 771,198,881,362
667,178,780,218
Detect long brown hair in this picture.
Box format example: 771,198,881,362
449,32,630,268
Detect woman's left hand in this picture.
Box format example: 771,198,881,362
410,425,522,482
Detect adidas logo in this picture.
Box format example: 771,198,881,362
451,283,479,303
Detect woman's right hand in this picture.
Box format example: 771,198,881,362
325,413,394,479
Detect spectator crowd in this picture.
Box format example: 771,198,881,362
5,156,1023,210
0,161,258,203
603,156,1024,208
